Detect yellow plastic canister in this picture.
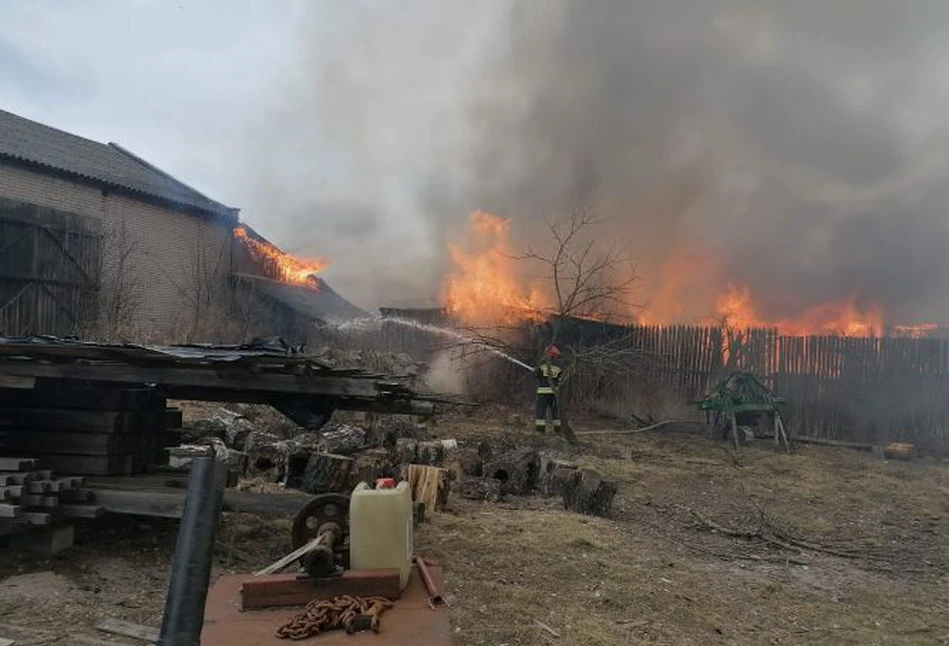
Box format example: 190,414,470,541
348,481,413,589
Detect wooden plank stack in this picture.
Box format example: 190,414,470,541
0,455,103,542
0,385,182,476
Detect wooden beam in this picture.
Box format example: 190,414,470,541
0,458,34,470
59,504,105,519
0,409,163,433
240,569,401,610
0,504,20,518
0,385,164,411
86,488,185,518
94,618,159,643
84,485,313,518
0,361,385,398
4,432,127,455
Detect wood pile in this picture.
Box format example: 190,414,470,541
0,455,102,549
0,385,181,476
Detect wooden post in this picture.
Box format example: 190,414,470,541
775,413,790,453
730,409,740,451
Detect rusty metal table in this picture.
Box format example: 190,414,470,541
201,565,452,645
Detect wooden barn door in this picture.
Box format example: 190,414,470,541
0,199,102,336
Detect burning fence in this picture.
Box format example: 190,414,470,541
441,210,936,339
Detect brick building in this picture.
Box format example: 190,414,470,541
0,109,361,342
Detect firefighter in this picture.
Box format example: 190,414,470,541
535,345,563,433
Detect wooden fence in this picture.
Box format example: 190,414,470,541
575,324,949,452
0,199,101,336
378,312,949,451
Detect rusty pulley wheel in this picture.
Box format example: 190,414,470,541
291,493,351,550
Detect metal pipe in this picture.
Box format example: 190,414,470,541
157,457,226,646
413,555,446,608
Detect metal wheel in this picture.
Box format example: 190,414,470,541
291,493,351,550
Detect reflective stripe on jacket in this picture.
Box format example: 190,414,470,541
536,362,562,394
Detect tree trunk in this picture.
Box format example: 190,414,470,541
300,452,354,494
459,476,502,502
562,468,616,517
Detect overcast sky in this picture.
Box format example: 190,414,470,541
5,1,949,323
0,0,499,309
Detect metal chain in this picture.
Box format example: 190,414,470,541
276,595,394,641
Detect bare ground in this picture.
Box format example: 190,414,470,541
0,406,947,645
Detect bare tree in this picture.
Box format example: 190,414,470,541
171,220,235,342
449,206,645,442
95,217,145,341
519,206,638,325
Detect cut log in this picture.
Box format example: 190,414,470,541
445,447,482,483
542,465,580,498
244,432,287,482
415,441,445,466
459,476,502,502
372,415,423,448
539,456,578,497
393,438,418,465
316,424,367,455
482,448,540,496
353,448,392,485
562,468,617,517
406,464,450,512
299,453,353,494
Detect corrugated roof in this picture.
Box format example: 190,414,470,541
0,109,237,219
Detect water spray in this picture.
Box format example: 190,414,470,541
328,316,535,372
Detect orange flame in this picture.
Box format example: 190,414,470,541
714,284,883,337
443,211,546,326
234,225,327,288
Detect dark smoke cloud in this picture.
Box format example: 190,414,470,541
247,1,949,323
452,0,949,324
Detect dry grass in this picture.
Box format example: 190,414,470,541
0,404,946,644
418,408,949,646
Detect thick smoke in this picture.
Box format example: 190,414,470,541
246,1,949,324
454,0,949,324
237,1,502,310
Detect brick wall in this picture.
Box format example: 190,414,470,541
0,162,235,340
